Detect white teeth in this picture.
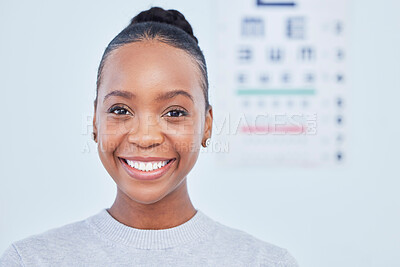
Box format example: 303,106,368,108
124,159,172,172
146,162,152,172
139,162,145,170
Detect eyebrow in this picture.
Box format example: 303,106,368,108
103,90,135,102
155,90,194,103
103,89,194,103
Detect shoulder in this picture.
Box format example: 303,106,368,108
13,217,90,248
0,215,97,266
208,220,299,266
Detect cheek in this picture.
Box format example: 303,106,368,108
97,117,133,153
164,117,203,163
96,118,129,182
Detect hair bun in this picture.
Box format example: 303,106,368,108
130,7,198,44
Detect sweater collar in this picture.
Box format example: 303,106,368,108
87,208,216,249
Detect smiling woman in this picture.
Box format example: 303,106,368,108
93,38,210,211
0,6,298,267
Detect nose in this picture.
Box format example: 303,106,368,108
127,114,164,149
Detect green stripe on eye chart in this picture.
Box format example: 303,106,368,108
236,89,316,96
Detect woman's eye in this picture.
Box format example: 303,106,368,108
164,109,187,117
108,106,132,115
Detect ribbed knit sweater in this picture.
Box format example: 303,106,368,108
0,209,298,266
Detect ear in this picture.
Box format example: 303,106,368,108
202,105,213,147
92,102,98,143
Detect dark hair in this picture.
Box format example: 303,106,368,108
94,7,209,110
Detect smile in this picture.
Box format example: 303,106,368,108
118,157,176,181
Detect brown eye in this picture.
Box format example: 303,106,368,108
164,109,187,117
108,105,132,115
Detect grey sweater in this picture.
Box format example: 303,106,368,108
0,209,299,266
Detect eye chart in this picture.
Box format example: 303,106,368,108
213,0,349,167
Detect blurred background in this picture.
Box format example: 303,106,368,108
0,0,399,266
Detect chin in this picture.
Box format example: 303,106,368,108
121,185,175,205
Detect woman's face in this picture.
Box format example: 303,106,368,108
93,40,212,205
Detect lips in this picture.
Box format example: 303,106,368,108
118,156,176,181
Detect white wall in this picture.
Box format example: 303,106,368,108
0,1,399,266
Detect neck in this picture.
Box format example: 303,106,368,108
108,178,196,230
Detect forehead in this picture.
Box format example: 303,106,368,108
98,40,203,103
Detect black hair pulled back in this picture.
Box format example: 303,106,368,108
95,7,209,110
